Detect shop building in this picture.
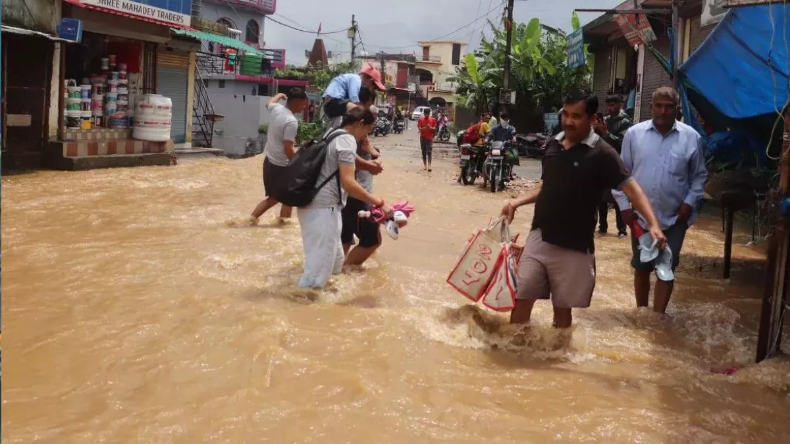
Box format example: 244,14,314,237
42,0,199,170
1,0,65,170
582,0,718,122
190,0,311,157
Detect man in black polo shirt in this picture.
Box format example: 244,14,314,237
501,91,666,328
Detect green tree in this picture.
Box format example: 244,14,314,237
448,53,501,113
453,15,591,130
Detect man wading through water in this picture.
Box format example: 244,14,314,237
502,91,666,328
613,87,707,314
250,89,308,223
594,95,632,238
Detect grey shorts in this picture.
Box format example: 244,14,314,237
630,222,688,276
515,229,597,308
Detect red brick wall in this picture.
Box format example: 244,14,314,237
640,34,672,122
688,15,716,54
592,48,613,115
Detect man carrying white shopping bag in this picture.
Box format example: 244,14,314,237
502,91,666,328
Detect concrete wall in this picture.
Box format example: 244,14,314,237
204,78,268,96
2,0,61,33
209,93,273,157
199,1,265,47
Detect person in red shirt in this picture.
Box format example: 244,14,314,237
417,108,437,171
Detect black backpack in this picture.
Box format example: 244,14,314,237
277,129,347,207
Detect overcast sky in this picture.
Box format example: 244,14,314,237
259,0,624,65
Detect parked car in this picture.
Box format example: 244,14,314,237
411,106,432,120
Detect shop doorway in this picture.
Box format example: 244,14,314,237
157,48,189,143
1,33,53,166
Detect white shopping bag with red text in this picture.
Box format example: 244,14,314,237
447,229,503,302
481,244,517,312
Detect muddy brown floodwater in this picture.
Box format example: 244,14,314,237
2,131,790,443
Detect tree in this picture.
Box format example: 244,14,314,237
447,53,501,114
452,15,591,131
274,61,357,90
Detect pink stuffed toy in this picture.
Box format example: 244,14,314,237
358,201,415,240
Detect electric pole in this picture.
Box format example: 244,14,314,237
503,0,514,91
349,14,357,66
671,0,679,90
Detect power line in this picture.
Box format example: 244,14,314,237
266,15,347,35
369,0,507,50
468,0,485,45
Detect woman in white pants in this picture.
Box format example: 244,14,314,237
298,107,392,288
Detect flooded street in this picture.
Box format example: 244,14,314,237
3,129,790,443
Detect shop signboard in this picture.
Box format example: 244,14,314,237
58,18,84,42
613,14,656,47
566,29,585,69
78,0,192,27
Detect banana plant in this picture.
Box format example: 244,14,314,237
448,53,501,113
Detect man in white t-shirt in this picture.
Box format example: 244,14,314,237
250,88,308,222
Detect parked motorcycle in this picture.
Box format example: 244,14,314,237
516,132,548,158
437,123,451,142
483,141,512,193
459,142,488,185
373,117,392,137
393,118,405,134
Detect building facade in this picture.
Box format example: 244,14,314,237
415,40,465,109
583,0,716,122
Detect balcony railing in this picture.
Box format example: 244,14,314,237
419,55,442,63
213,0,276,14
434,82,457,92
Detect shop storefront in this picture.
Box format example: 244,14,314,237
51,0,194,170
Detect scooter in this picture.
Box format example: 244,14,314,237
393,117,405,134
373,117,392,137
437,123,451,142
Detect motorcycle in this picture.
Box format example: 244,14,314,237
437,123,451,142
373,117,392,137
393,117,405,134
483,141,512,193
459,142,488,185
516,132,548,158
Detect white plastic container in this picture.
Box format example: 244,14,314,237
133,94,172,141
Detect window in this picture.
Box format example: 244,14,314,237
245,19,260,44
422,46,429,61
452,43,461,65
217,18,238,40
219,80,226,88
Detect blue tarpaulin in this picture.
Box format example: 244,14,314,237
679,4,790,120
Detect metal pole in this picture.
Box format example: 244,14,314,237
350,14,357,66
671,0,680,90
503,0,514,91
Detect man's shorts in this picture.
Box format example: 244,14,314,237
263,157,287,198
341,197,382,248
630,222,688,277
515,229,596,308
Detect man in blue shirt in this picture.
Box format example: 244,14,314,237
487,112,519,169
322,63,386,128
613,87,708,314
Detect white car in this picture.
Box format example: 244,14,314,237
411,106,432,120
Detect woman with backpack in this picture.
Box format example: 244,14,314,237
297,107,393,289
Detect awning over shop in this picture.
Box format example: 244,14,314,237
1,25,73,42
170,28,263,55
679,4,790,120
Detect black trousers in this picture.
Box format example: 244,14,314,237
598,201,626,234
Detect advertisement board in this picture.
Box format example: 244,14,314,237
613,14,656,47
